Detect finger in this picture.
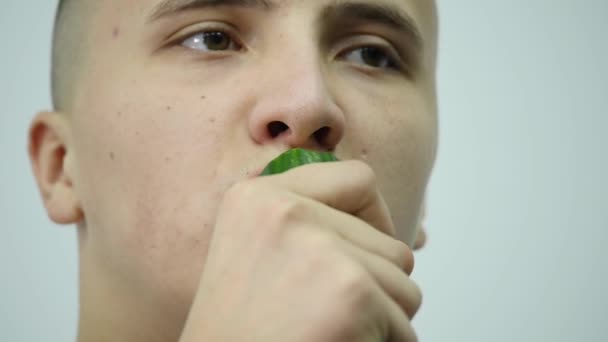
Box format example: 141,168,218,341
368,279,418,342
298,197,415,275
384,298,418,342
262,159,396,237
333,234,423,320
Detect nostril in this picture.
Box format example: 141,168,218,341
268,121,290,138
313,126,330,144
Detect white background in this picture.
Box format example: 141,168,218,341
1,1,607,341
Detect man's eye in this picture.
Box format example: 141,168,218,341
181,30,240,52
341,46,401,71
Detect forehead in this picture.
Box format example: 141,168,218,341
99,0,436,34
87,0,436,61
142,0,429,14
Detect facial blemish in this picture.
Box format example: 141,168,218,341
360,148,368,159
109,152,115,160
201,95,206,100
112,27,120,39
166,106,172,111
209,117,216,123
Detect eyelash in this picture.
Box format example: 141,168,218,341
179,26,244,52
175,28,406,73
339,44,404,72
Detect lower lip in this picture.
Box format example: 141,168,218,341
247,168,264,179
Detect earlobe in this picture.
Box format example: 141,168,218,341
414,228,427,250
28,111,83,225
413,199,428,250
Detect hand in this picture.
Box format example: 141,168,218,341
179,160,422,342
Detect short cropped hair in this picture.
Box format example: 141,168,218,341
51,0,89,112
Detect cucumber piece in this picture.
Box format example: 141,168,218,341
260,148,339,176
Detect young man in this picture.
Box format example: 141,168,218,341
28,0,438,341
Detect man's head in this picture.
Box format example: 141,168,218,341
31,0,438,340
52,0,82,111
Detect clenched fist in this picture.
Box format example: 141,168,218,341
179,160,422,342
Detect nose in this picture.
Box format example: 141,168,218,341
248,58,345,152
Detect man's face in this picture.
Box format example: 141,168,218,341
68,0,437,314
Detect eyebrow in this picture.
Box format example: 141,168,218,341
148,0,274,21
321,2,424,51
147,0,424,50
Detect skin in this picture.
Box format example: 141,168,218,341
29,0,438,341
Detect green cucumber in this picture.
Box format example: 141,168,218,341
260,148,339,176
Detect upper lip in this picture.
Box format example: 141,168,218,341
248,165,265,178
247,149,288,178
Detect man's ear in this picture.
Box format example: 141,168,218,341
28,111,83,225
413,199,427,250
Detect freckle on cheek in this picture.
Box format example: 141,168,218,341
112,27,120,38
209,117,216,123
109,152,115,160
360,148,368,160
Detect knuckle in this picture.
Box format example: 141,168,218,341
222,180,305,243
296,231,342,264
299,233,373,300
318,260,375,331
263,196,304,227
223,179,258,203
337,259,374,299
409,281,424,316
301,230,337,250
350,159,377,187
224,179,303,225
391,240,413,272
256,196,308,246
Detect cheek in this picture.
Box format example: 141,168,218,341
344,89,437,245
73,97,220,222
70,88,231,300
378,111,437,244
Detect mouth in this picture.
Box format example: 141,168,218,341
246,165,266,179
246,151,287,179
246,148,339,179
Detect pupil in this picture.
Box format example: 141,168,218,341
204,32,229,50
361,47,385,67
